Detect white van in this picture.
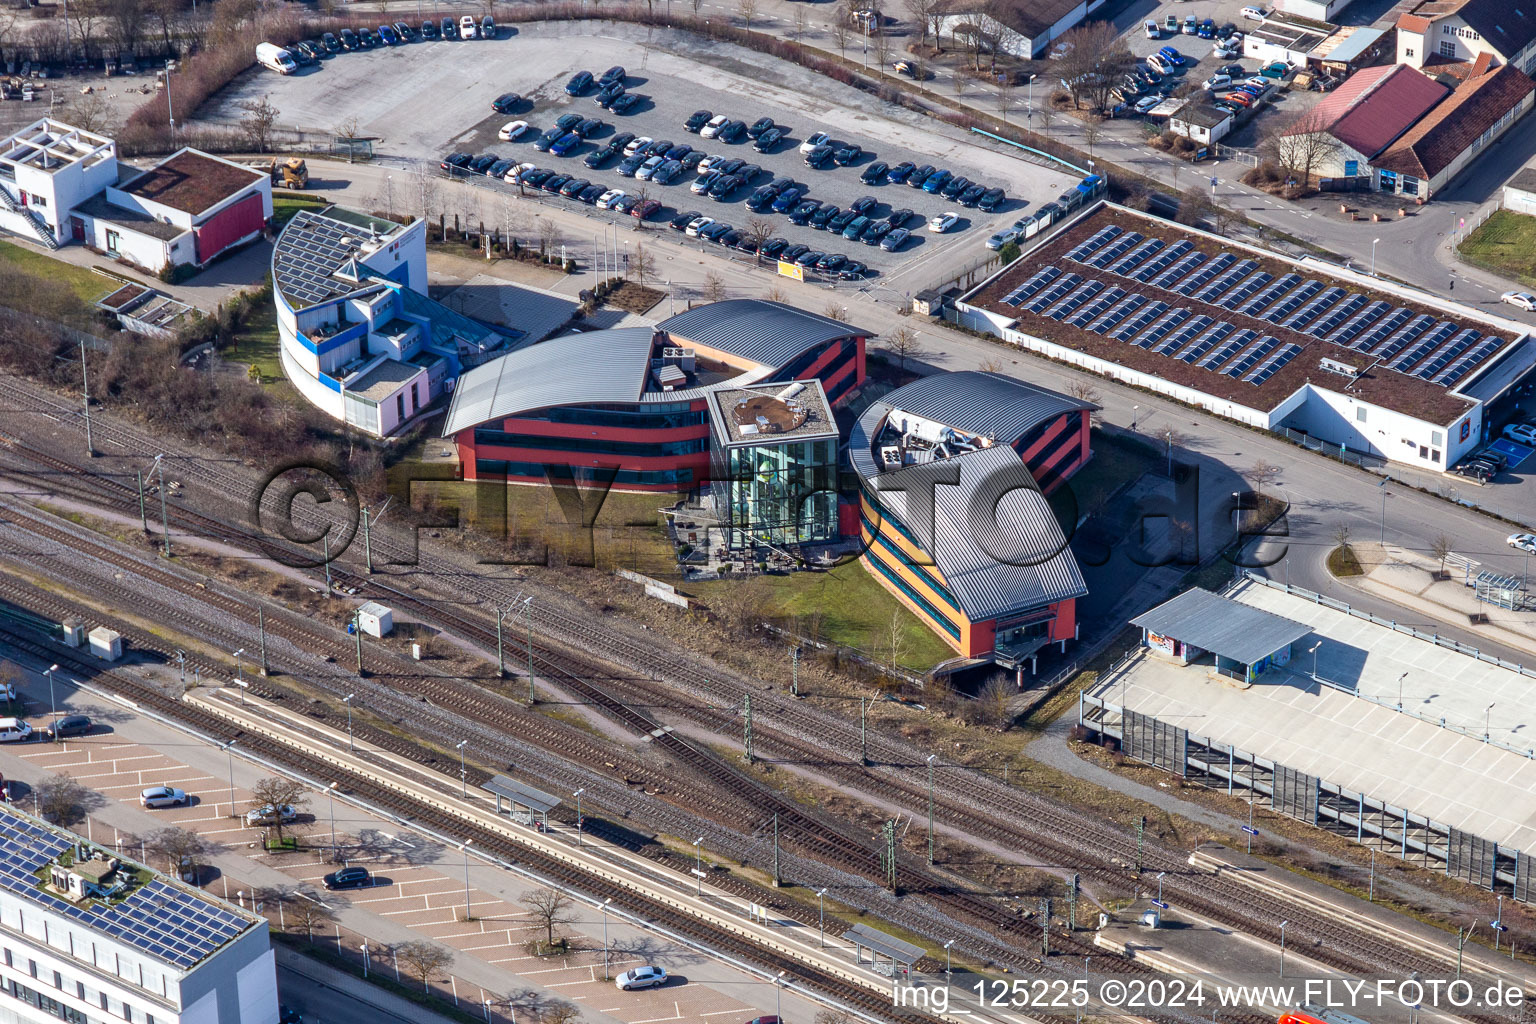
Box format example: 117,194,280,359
255,42,298,75
0,719,33,743
459,15,478,38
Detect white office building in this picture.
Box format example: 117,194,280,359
0,807,275,1024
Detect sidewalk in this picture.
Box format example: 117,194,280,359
275,944,469,1024
1337,541,1536,663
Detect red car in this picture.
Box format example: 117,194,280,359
630,199,663,220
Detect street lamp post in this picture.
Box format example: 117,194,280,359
774,971,786,1020
327,782,338,860
1156,871,1166,904
1309,641,1321,680
1278,920,1288,978
573,788,585,847
1371,237,1380,277
456,740,469,798
342,693,355,752
522,596,535,704
43,664,58,739
232,649,246,703
601,897,613,979
693,836,705,895
1398,672,1407,710
926,754,936,865
461,840,473,922
224,738,238,818
1485,702,1495,742
817,888,827,947
1379,478,1391,543
943,939,954,982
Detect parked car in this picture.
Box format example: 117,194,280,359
841,215,871,241
321,32,341,52
1204,73,1233,91
338,28,359,49
1501,291,1536,311
324,866,373,890
940,174,970,199
574,118,604,138
1198,18,1216,38
378,24,399,45
746,116,776,139
1182,15,1198,33
770,185,809,213
799,131,832,155
1223,92,1254,108
518,168,554,189
978,188,1007,212
459,14,478,37
616,155,646,177
612,194,641,214
481,15,496,37
244,803,299,827
440,17,457,38
986,220,1026,250
886,161,916,184
717,229,745,248
596,83,625,108
598,65,626,86
860,161,890,184
624,136,653,157
654,161,684,185
0,719,32,743
684,109,713,133
839,260,869,279
717,157,746,175
760,238,790,260
567,70,594,94
636,156,665,181
753,128,786,153
1509,533,1536,554
1503,422,1536,445
631,199,663,220
701,221,734,242
499,121,531,142
1134,95,1162,114
886,207,914,227
685,216,715,237
795,249,826,268
708,174,743,200
419,21,438,39
716,120,747,143
802,202,834,227
734,163,763,183
577,184,604,204
558,177,589,197
833,144,863,166
585,145,619,169
539,174,571,194
691,171,720,194
611,93,643,114
1240,6,1268,20
746,187,778,212
46,715,91,740
681,151,708,172
861,219,893,245
487,159,515,179
700,115,730,139
140,786,189,808
825,208,857,233
670,209,702,230
440,152,472,172
922,169,953,194
597,188,627,210
928,211,959,233
1164,14,1179,32
958,183,987,207
1144,19,1161,38
615,967,668,992
804,145,834,168
781,244,811,264
907,164,935,188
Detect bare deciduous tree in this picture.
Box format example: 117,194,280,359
792,5,809,42
902,0,933,44
745,217,775,260
542,1005,581,1024
1054,21,1136,111
37,774,91,827
248,776,308,842
1247,460,1282,496
57,90,117,135
520,887,575,949
240,96,280,154
1082,120,1102,158
628,242,654,285
286,892,336,942
996,76,1014,121
885,326,927,370
395,940,452,992
829,14,852,58
823,302,849,322
1263,111,1338,192
815,1011,857,1024
872,30,893,74
140,827,212,876
702,272,727,303
736,0,757,28
1431,534,1454,578
765,284,788,303
977,673,1016,729
884,610,908,667
104,0,146,57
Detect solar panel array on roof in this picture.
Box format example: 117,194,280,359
1002,266,1061,306
1240,274,1302,317
1244,342,1303,385
1326,299,1388,346
1196,260,1258,303
1091,294,1145,332
1107,238,1164,276
1436,338,1502,385
1352,308,1415,353
1284,286,1345,330
1133,308,1192,350
1224,336,1283,378
1148,252,1204,290
1025,273,1082,314
1387,320,1456,370
1065,225,1121,262
1110,300,1168,341
273,211,367,307
1199,329,1259,370
1221,272,1272,310
1066,286,1125,328
1045,280,1104,320
1089,233,1143,269
1412,328,1481,379
1178,253,1235,296
1154,314,1213,356
0,809,248,969
1133,241,1194,283
1264,279,1322,324
1311,294,1368,339
1180,322,1236,363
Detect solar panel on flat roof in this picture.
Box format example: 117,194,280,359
1262,279,1320,323
1091,294,1146,333
1353,308,1416,353
1131,308,1192,349
1315,295,1372,341
1154,314,1214,356
1046,280,1105,320
1149,253,1205,290
1239,273,1301,317
1067,286,1126,328
1002,266,1062,306
1024,274,1083,314
1221,272,1273,310
1436,338,1502,386
1065,225,1122,262
1179,322,1236,363
1110,300,1168,341
1412,327,1480,380
1132,240,1195,283
1284,286,1345,330
1196,260,1258,304
1178,253,1235,296
1224,335,1282,378
1386,320,1456,370
1198,329,1258,370
1090,233,1144,269
1107,238,1164,276
1243,342,1302,385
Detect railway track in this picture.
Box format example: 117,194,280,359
0,377,1514,1023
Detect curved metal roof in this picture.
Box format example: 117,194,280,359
657,299,871,364
879,370,1094,443
443,327,656,436
850,396,1086,622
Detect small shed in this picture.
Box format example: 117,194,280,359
485,774,560,828
355,601,393,638
88,627,122,662
844,923,923,977
1131,589,1311,682
911,289,947,316
1169,101,1234,145
61,619,84,648
1502,168,1536,216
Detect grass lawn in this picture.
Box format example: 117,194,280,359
272,193,330,230
684,560,957,670
1457,210,1536,286
226,300,283,382
0,240,114,305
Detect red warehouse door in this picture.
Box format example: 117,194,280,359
193,193,265,264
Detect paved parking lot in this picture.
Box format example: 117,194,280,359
0,692,772,1024
204,21,1078,278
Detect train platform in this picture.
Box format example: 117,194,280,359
1189,845,1536,993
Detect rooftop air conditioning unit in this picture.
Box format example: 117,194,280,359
1318,357,1359,378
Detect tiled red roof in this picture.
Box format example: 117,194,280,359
1375,64,1536,179
1285,65,1448,159
1397,13,1431,33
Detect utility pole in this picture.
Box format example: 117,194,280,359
523,596,534,703
772,811,780,887
137,470,147,532
790,645,799,697
860,696,868,765
351,609,364,675
926,754,936,866
1136,815,1146,875
743,695,754,763
881,819,897,891
1041,897,1052,956
1067,873,1080,932
153,454,169,557
360,497,390,574
79,339,93,457
257,607,269,675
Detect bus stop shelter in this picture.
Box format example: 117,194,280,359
485,774,560,827
843,923,923,977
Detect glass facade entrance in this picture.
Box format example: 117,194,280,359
721,437,837,550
